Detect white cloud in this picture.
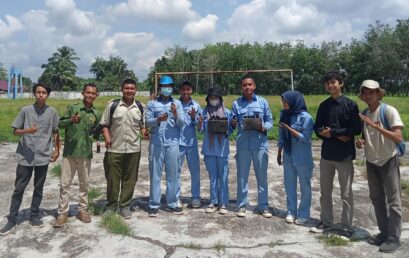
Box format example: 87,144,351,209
0,15,23,40
108,0,198,23
182,14,218,41
101,32,167,77
45,0,97,36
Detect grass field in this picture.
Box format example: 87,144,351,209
1,94,408,142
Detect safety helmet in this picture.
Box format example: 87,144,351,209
159,75,174,86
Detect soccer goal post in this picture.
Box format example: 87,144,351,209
154,69,294,95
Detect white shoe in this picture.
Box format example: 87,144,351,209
261,210,272,218
285,214,295,224
177,200,183,208
219,205,228,215
237,207,246,217
205,204,217,213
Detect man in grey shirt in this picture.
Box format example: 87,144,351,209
0,83,60,236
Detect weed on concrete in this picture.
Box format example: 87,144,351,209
101,213,131,236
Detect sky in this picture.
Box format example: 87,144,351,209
0,0,408,81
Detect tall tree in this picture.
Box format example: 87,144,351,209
0,63,7,80
39,46,79,91
90,56,136,91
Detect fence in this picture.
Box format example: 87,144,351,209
0,91,150,99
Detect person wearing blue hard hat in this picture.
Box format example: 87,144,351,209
145,75,186,217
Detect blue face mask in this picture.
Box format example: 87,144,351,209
161,87,173,97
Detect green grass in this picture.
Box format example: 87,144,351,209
50,164,61,177
268,240,284,248
88,187,104,215
402,180,409,197
317,235,351,246
1,95,408,141
213,240,226,256
182,242,202,249
100,213,132,236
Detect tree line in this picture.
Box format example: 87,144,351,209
23,18,409,95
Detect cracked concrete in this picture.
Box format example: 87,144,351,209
0,141,408,258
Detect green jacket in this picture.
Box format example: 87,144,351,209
59,102,102,159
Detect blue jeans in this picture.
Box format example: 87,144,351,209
204,156,229,205
148,144,179,209
236,148,269,210
177,145,201,201
283,161,313,219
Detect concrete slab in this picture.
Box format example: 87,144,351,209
0,141,408,257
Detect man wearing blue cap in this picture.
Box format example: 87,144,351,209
145,75,186,216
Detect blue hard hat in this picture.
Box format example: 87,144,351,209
159,75,174,85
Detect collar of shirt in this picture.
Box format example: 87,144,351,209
33,103,48,115
118,98,137,108
77,101,97,113
240,93,257,103
157,95,174,102
180,97,194,107
330,95,344,104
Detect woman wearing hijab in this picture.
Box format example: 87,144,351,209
277,90,314,225
199,87,233,215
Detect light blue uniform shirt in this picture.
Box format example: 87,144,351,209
200,108,233,158
232,94,273,150
278,111,314,167
145,96,186,146
179,98,202,147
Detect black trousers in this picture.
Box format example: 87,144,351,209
7,164,49,223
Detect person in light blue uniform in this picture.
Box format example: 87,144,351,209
232,74,274,218
177,80,202,208
145,75,186,217
277,90,314,225
200,88,233,215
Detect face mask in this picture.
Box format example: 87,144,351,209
161,87,173,97
209,99,220,107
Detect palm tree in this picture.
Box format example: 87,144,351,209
40,46,79,91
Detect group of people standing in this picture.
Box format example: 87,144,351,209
0,71,404,253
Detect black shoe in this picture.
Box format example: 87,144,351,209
29,217,44,228
309,222,330,233
379,240,401,253
0,221,16,236
168,206,184,215
368,233,387,246
148,208,158,217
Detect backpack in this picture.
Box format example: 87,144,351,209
109,99,144,127
378,103,406,156
363,103,405,156
93,99,144,135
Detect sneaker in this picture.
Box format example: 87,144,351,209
309,222,330,233
53,213,68,228
77,211,91,223
285,214,295,224
29,217,44,228
148,208,158,217
168,206,184,215
219,205,228,215
379,240,401,253
191,199,201,208
294,217,308,225
237,207,246,218
261,210,272,218
368,233,387,246
205,204,217,213
0,221,16,236
119,207,132,219
177,200,183,208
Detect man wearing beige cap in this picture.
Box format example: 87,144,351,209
356,79,404,253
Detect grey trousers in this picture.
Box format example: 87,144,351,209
366,156,402,241
319,158,354,228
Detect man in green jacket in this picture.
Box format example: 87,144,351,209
53,83,101,228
